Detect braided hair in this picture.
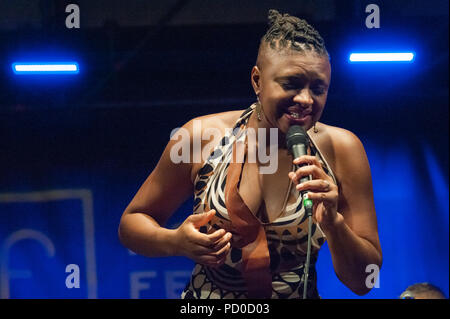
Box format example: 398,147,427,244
259,9,328,58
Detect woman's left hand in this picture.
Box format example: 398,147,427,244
288,155,342,231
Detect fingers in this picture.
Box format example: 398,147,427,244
190,228,226,247
191,234,232,268
296,178,337,201
209,231,232,251
196,248,229,268
180,210,233,267
189,209,216,227
289,165,325,185
293,155,322,167
296,179,338,213
207,228,228,243
209,241,231,258
289,155,338,210
289,156,327,185
295,179,334,193
189,227,232,251
202,242,231,268
302,190,338,204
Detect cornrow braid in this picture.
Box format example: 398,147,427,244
261,9,328,57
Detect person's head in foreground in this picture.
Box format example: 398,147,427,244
251,9,331,136
400,283,447,299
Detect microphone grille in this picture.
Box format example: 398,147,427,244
286,125,308,150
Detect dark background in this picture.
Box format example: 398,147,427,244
0,0,448,299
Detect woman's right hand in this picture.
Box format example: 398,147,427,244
174,210,232,268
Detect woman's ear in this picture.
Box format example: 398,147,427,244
250,66,261,96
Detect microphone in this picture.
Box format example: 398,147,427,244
286,124,314,299
286,125,313,213
286,125,310,186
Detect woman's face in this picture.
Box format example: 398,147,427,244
252,49,331,135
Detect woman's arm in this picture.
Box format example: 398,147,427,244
118,119,232,266
293,128,382,295
118,120,196,257
324,130,382,295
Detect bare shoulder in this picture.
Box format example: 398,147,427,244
177,108,246,150
189,109,244,132
181,109,245,182
318,122,364,149
311,122,368,176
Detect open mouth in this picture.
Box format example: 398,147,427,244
280,107,313,127
284,108,312,120
288,111,302,119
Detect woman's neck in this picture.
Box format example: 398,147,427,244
248,111,287,150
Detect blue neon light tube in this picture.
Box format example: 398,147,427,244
349,53,414,62
12,62,79,74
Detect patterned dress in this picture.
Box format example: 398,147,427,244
181,104,337,299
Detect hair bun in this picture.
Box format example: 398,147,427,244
261,9,328,57
267,9,282,27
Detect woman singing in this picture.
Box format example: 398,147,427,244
118,9,382,299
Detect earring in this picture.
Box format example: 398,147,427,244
256,96,262,121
